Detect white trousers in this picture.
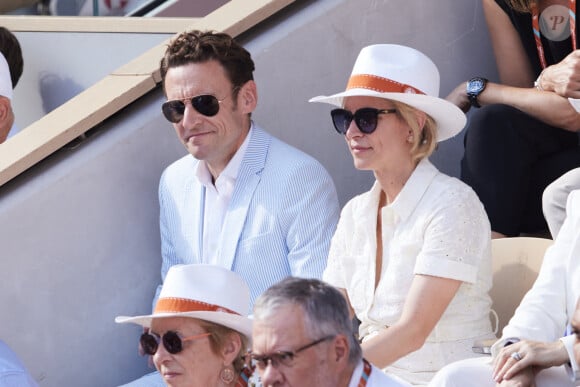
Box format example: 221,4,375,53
428,357,574,387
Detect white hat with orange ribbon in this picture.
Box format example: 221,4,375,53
115,264,252,339
309,44,466,142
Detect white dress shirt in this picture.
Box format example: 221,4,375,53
196,127,252,264
324,159,494,384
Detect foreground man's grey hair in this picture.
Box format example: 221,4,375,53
253,277,362,364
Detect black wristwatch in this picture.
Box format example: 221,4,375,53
466,77,488,108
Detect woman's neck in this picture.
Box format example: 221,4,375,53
374,162,416,206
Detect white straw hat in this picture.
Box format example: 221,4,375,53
309,44,466,142
115,264,252,339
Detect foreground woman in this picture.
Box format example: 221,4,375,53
310,44,496,385
116,264,252,387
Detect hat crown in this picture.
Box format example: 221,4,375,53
158,264,249,316
350,44,440,97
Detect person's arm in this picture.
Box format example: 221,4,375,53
361,274,461,367
477,82,580,131
496,367,536,387
481,0,580,129
447,0,580,130
482,0,534,87
492,339,568,382
535,50,580,98
560,334,580,382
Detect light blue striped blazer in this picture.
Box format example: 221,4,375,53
156,125,340,312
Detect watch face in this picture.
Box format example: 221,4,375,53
467,78,486,94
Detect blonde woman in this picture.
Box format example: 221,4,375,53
310,44,495,385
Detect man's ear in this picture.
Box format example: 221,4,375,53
0,97,13,143
332,334,350,365
237,80,258,115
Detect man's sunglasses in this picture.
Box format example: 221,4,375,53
140,331,211,355
162,92,234,123
330,107,397,135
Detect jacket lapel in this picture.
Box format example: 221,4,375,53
217,126,270,269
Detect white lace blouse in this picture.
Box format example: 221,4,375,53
323,159,495,384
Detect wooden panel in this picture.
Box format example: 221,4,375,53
0,16,200,34
0,74,155,177
0,0,295,186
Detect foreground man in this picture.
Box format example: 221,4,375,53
252,277,410,387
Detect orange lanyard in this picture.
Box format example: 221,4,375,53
358,359,372,386
531,0,577,68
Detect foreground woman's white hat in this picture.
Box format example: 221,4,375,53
115,264,252,339
309,44,466,142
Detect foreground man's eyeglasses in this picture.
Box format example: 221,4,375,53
251,335,335,370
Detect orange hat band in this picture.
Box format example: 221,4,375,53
346,74,425,95
155,297,241,315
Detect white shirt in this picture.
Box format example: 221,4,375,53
348,359,411,387
324,159,494,384
492,190,580,384
195,126,253,264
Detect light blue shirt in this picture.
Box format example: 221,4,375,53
156,124,340,311
0,341,38,387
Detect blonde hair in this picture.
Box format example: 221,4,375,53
199,320,249,375
390,100,437,163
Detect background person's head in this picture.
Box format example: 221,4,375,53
148,316,249,387
0,27,23,89
160,30,254,101
0,27,22,144
252,277,361,387
116,264,252,387
158,30,258,178
0,51,14,143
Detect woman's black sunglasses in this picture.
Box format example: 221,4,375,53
330,107,397,135
162,92,234,123
140,331,211,355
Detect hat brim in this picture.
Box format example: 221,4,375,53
309,89,466,142
115,311,253,342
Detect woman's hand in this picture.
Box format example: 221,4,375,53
540,50,580,98
496,366,536,387
445,82,472,113
492,340,568,383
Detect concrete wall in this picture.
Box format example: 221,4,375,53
0,0,498,385
10,31,170,131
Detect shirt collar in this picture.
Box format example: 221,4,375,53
348,359,365,387
195,124,254,187
385,158,438,222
